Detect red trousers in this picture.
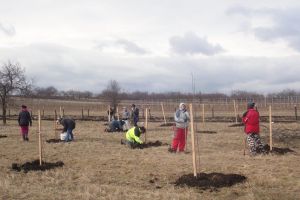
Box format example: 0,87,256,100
172,127,188,151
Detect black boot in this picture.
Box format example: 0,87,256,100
22,135,26,141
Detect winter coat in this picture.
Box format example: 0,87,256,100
18,108,32,126
60,118,76,132
242,108,260,134
174,109,189,128
126,126,143,144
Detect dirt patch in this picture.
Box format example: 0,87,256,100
196,131,217,134
228,123,244,127
263,144,295,155
46,139,63,143
0,135,7,138
174,173,246,191
159,122,174,127
141,140,168,148
11,160,64,173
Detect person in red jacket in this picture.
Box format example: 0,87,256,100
242,102,266,155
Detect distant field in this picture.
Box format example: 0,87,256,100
4,97,300,123
0,119,299,200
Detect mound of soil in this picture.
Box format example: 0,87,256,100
159,122,174,127
174,173,246,191
11,160,64,173
0,135,7,138
141,140,168,148
228,123,244,127
263,144,295,155
46,139,63,143
196,131,217,134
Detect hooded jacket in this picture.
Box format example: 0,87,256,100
60,118,76,132
174,103,189,128
126,126,143,144
242,108,260,134
18,108,32,126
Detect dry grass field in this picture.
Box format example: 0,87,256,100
0,119,299,200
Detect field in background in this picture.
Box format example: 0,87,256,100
4,97,300,122
0,118,299,199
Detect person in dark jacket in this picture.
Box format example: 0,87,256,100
18,105,32,141
105,119,125,132
58,117,76,142
131,104,139,126
242,102,266,155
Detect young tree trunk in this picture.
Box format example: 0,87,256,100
2,99,7,125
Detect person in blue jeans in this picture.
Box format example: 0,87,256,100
58,117,76,142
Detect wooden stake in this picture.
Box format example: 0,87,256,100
145,108,148,143
108,105,111,122
38,110,42,166
161,103,167,125
59,106,62,118
189,104,197,177
295,105,298,121
81,108,84,119
269,105,273,151
202,104,205,127
116,106,119,120
243,136,246,156
234,100,238,124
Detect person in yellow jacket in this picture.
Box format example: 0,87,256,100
121,126,146,149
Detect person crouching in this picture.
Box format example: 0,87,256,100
121,126,146,149
58,117,76,142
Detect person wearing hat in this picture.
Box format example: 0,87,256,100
58,117,76,142
168,103,190,153
18,105,32,141
242,102,266,155
121,126,146,149
105,119,125,132
121,106,130,131
130,104,139,126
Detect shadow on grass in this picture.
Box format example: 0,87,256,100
159,123,174,127
174,173,246,191
263,144,295,155
0,135,7,138
196,130,217,134
46,139,63,143
12,160,64,173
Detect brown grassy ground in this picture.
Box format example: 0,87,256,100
0,120,299,200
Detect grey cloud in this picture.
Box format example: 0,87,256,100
169,32,225,56
0,22,16,36
115,39,148,55
227,6,300,52
95,39,149,55
1,42,300,94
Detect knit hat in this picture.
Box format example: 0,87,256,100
247,102,255,109
179,103,186,111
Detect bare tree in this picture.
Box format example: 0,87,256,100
0,61,31,124
102,80,121,109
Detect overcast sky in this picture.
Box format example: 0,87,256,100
0,0,300,94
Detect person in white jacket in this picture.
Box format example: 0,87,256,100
168,103,190,153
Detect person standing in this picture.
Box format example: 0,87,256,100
58,117,76,142
18,105,32,141
122,107,130,131
169,103,189,153
242,102,266,155
131,104,139,126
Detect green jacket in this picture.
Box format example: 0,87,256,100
126,127,143,144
